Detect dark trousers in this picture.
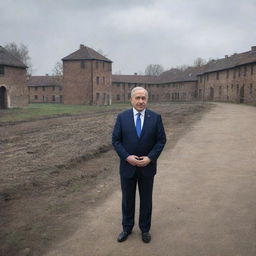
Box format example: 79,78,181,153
120,169,154,233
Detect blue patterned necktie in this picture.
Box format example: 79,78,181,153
136,112,141,137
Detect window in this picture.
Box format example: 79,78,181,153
244,66,247,76
233,69,236,78
238,67,241,77
216,72,219,80
52,86,55,91
103,62,105,69
35,87,38,91
117,83,120,87
34,95,38,99
43,87,45,91
52,95,55,101
96,93,100,100
96,76,100,85
219,86,222,96
0,65,4,75
116,94,120,100
226,70,229,79
96,61,99,69
81,61,85,69
237,84,239,94
251,65,254,75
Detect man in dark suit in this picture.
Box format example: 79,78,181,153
112,87,166,243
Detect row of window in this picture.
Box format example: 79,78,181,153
114,82,186,89
80,60,111,71
200,65,255,82
115,92,188,101
33,95,61,101
214,83,254,95
29,86,62,91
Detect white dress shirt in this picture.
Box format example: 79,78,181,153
133,108,145,130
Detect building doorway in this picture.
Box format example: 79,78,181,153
210,87,214,100
240,85,244,103
0,86,7,109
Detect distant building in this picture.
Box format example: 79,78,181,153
62,44,112,105
197,46,256,104
27,75,63,103
27,45,256,106
0,46,28,109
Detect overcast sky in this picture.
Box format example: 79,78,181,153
1,0,256,75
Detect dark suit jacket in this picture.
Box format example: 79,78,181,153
112,108,166,178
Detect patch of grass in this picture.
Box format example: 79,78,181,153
0,103,130,123
5,231,24,249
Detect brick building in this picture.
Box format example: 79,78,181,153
0,46,28,109
27,45,256,106
27,75,63,103
62,44,112,105
112,46,256,105
111,66,202,103
197,46,256,104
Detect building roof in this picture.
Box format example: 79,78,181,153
62,44,112,62
112,66,202,85
0,46,27,68
27,75,63,87
159,66,204,83
199,46,256,74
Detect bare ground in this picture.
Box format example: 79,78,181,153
0,103,212,256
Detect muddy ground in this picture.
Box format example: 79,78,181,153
0,103,213,256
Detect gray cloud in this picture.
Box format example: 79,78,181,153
1,0,256,75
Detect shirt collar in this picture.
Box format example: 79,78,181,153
133,108,146,117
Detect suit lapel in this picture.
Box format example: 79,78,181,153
128,109,139,139
140,109,150,139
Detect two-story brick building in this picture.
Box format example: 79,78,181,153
62,44,112,105
27,75,63,103
0,46,28,109
197,46,256,104
27,44,256,106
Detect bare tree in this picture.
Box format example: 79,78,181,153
4,42,33,74
145,64,164,76
175,65,189,71
52,61,63,76
193,57,206,67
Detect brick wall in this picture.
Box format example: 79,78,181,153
199,63,256,103
0,66,28,108
28,85,63,103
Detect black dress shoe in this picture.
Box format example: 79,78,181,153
117,231,131,242
141,232,151,243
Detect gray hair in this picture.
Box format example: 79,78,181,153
131,87,148,98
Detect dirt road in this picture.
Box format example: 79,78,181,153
44,103,256,256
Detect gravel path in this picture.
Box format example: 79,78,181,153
45,103,256,256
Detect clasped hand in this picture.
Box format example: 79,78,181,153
126,155,151,167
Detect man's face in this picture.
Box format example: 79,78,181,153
131,89,148,112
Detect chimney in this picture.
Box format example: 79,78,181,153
251,46,256,51
225,55,228,58
80,44,85,49
134,73,137,75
